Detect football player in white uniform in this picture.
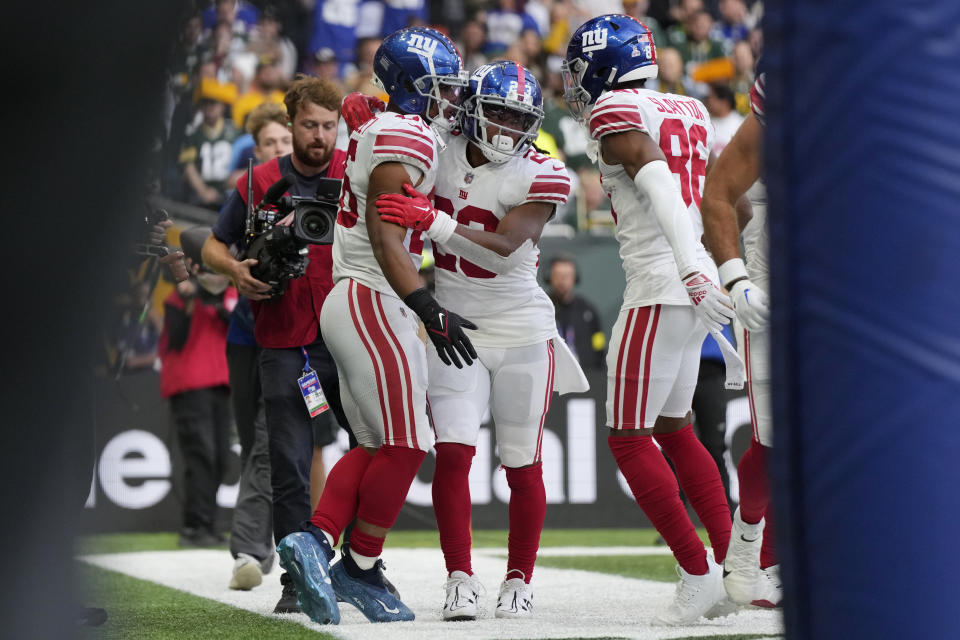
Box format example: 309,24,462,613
375,61,589,621
275,27,476,625
701,71,781,608
563,14,741,625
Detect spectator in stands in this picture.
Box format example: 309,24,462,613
730,40,755,114
310,48,341,85
202,0,257,51
179,87,240,208
540,59,593,170
248,5,298,82
648,46,699,97
345,37,384,97
199,20,246,88
547,255,606,369
159,226,238,548
232,57,285,129
676,10,727,71
705,83,744,154
541,1,572,56
457,19,489,72
484,0,541,56
712,0,751,53
201,76,351,614
667,0,705,45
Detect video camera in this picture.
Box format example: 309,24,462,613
243,166,341,298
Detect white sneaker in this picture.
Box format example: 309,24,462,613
495,576,533,618
653,555,726,626
443,571,483,621
751,564,783,608
229,553,263,590
723,507,764,604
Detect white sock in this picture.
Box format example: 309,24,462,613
350,547,378,571
321,530,335,549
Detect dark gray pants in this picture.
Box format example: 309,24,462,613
260,336,349,542
227,342,274,562
170,386,232,533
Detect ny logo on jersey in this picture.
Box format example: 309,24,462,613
458,189,469,200
407,34,438,58
581,27,608,53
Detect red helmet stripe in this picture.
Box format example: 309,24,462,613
516,62,525,98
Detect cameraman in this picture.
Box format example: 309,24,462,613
201,75,350,614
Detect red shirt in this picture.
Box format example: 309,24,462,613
236,152,346,348
159,287,237,398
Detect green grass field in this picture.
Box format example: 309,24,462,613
78,529,778,640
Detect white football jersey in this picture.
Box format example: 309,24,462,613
588,88,716,307
332,111,438,296
432,135,571,348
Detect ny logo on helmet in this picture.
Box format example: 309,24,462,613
582,27,608,53
407,34,439,58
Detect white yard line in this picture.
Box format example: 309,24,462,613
82,548,782,640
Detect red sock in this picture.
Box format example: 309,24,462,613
348,525,385,559
505,463,546,583
737,439,770,524
655,424,732,563
356,444,427,531
432,443,475,575
760,504,777,569
310,447,374,544
608,435,707,575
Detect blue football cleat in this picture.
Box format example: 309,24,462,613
330,557,415,623
276,532,340,624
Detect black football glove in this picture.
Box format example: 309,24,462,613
403,287,478,368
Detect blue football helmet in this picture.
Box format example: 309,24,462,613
562,14,658,119
462,60,544,164
372,27,468,130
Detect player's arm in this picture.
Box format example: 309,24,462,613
701,112,763,269
376,184,551,275
366,161,478,368
364,162,426,298
601,128,734,331
700,112,768,330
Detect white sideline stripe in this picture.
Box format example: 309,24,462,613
536,545,676,556
80,547,783,640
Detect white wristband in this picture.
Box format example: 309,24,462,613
427,210,457,244
718,258,749,288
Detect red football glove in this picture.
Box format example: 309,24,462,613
376,183,437,230
341,92,385,132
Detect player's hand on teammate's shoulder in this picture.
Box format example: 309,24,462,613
341,92,385,132
729,279,769,332
377,184,457,242
682,271,735,333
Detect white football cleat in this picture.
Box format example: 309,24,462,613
751,564,783,608
442,571,483,621
653,554,726,626
495,576,533,618
723,507,765,604
228,553,263,590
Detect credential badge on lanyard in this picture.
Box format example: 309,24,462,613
297,347,329,418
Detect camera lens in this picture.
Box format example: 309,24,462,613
296,204,331,243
